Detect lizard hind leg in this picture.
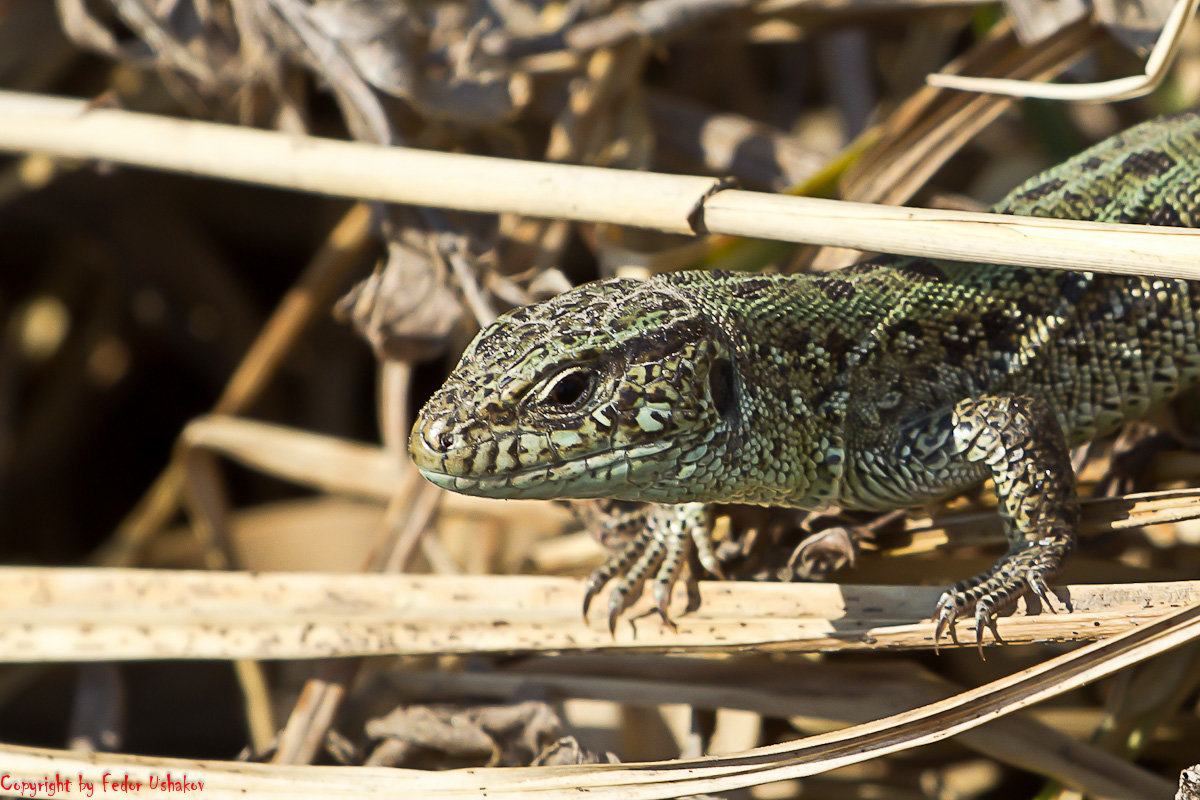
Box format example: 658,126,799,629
934,395,1078,653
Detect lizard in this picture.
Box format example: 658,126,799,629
409,112,1200,648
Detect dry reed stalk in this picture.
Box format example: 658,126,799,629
0,566,1195,659
3,91,1200,277
0,596,1198,798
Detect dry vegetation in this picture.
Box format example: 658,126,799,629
2,0,1200,798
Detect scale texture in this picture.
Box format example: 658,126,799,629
411,113,1200,645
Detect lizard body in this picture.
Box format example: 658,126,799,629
410,113,1200,645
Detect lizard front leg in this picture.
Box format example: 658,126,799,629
934,395,1078,650
577,502,722,632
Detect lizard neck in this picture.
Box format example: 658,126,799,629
669,271,855,509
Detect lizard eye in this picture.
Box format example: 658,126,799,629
535,368,597,410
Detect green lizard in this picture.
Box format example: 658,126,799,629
410,113,1200,648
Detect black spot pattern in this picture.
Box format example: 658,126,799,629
815,278,857,300
980,309,1019,346
895,258,947,283
791,328,812,356
727,277,777,299
1147,204,1185,227
1057,272,1089,304
1017,178,1066,201
1122,150,1176,178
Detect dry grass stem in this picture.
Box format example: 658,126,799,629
896,487,1200,552
0,597,1197,798
927,0,1198,100
0,567,1195,659
182,415,401,500
4,91,1200,277
397,658,1174,799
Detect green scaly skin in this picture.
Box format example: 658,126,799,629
410,113,1200,648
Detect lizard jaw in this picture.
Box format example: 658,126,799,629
412,437,679,501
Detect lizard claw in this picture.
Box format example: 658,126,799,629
581,533,644,625
653,595,679,631
972,601,999,660
606,598,623,637
933,580,1007,657
591,522,668,634
933,590,998,659
581,581,600,622
1026,571,1059,613
933,591,962,654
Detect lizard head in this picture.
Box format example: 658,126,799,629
409,277,741,502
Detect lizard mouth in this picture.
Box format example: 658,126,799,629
416,466,554,498
411,437,677,500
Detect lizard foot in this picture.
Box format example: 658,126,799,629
787,526,857,579
933,548,1066,657
1094,426,1180,497
581,503,721,633
934,394,1077,656
785,509,901,581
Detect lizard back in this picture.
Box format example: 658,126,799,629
658,112,1200,510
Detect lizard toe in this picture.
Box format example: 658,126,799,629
933,590,965,653
1025,570,1060,613
603,529,668,633
934,546,1066,655
582,534,645,622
